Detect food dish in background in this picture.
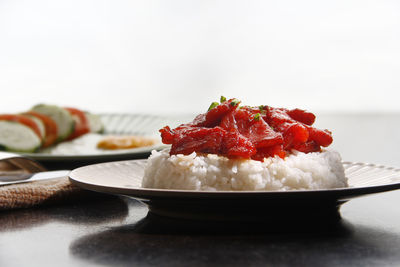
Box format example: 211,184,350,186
0,104,104,153
0,105,174,162
25,113,172,162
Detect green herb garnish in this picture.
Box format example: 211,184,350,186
208,101,219,111
220,96,227,103
230,99,240,107
254,113,261,121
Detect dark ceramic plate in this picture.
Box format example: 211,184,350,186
69,160,400,221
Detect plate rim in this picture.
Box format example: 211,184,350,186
69,159,400,200
21,144,167,161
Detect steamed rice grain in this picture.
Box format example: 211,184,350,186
141,149,347,191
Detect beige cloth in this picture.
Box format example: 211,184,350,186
0,177,94,210
0,153,99,210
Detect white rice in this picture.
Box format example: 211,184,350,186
142,149,347,191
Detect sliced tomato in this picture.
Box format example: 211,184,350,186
0,114,43,140
64,107,90,140
23,111,58,148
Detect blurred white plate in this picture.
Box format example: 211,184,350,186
21,114,174,162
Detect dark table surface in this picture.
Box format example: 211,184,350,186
1,113,400,267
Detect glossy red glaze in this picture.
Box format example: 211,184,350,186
159,98,333,161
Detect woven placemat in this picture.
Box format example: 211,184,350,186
0,176,100,210
0,152,105,211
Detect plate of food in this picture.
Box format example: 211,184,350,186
0,104,171,162
69,97,400,221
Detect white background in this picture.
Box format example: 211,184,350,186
0,0,399,115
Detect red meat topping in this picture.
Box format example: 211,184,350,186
159,98,333,161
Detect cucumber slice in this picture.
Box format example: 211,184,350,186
0,121,41,152
86,112,104,133
31,104,75,142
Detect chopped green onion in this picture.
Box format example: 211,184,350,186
230,99,240,107
220,96,227,103
208,102,219,111
259,105,265,111
254,113,261,121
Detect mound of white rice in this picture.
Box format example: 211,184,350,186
142,149,347,191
